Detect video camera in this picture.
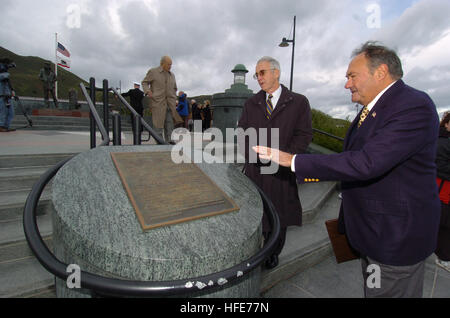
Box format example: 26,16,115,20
0,58,16,108
0,58,31,127
0,58,16,73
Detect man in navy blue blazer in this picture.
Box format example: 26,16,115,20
254,42,441,297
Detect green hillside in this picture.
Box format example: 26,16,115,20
0,46,88,100
311,109,350,152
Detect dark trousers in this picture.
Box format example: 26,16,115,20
181,115,189,129
202,119,211,131
436,202,450,261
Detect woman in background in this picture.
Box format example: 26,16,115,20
435,112,450,272
201,100,212,131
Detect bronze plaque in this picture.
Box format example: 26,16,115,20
110,151,239,231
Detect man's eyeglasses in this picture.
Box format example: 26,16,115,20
253,68,275,80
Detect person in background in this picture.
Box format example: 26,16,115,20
142,56,183,143
191,99,202,130
121,82,144,136
177,91,189,129
0,58,16,132
201,100,212,131
435,112,450,272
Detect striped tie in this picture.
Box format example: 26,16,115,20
266,94,273,119
358,105,369,128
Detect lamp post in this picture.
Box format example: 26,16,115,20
279,15,296,91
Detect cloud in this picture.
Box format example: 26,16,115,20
1,0,449,120
374,0,450,52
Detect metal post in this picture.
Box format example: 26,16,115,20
290,15,296,92
103,79,109,136
133,114,141,145
89,77,96,149
112,113,121,146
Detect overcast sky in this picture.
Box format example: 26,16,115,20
1,0,449,119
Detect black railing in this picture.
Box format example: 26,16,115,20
79,83,110,147
23,78,281,297
312,128,345,142
82,77,166,146
110,87,167,145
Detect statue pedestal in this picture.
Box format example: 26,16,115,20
52,145,263,297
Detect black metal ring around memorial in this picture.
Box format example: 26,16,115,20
23,157,281,297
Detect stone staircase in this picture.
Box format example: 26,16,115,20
0,151,339,298
10,115,133,132
261,181,338,292
0,153,75,298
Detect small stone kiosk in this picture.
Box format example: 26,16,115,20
212,64,253,138
51,145,263,297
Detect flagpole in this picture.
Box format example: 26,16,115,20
55,32,58,99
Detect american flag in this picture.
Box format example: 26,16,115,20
57,42,70,58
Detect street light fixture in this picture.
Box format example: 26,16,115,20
279,15,296,91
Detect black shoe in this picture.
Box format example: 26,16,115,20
264,254,279,269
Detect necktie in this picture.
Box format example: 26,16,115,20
358,105,369,128
266,94,273,119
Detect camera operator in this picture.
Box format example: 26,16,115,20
0,58,16,132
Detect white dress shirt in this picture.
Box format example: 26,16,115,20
267,85,282,110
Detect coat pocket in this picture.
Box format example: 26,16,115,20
365,199,408,217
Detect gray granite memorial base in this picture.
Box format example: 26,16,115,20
52,145,263,298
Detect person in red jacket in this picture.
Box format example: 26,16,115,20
435,112,450,272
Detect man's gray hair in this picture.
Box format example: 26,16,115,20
160,55,171,65
257,56,281,78
352,41,403,80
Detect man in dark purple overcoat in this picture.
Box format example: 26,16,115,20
254,42,441,297
238,56,313,269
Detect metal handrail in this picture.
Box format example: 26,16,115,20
23,158,280,297
312,128,344,142
110,87,167,145
79,83,110,146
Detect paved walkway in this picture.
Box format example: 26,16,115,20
1,128,449,298
262,254,450,298
0,128,158,155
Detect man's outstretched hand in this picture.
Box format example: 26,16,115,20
252,146,294,168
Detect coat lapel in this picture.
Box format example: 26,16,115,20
255,90,267,118
344,111,361,150
269,85,292,121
